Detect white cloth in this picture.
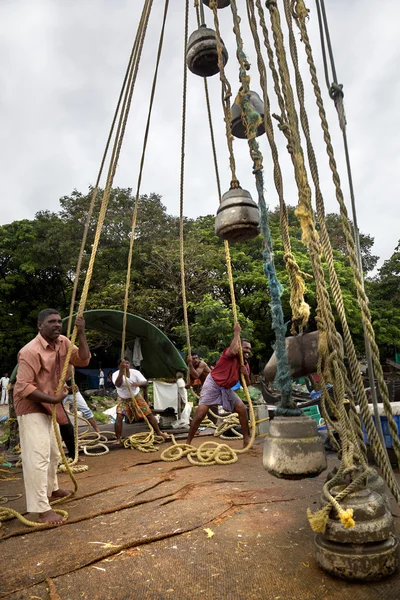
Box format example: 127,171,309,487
112,368,146,398
132,338,143,367
17,413,60,513
63,391,94,420
99,370,104,386
153,381,179,411
0,376,9,404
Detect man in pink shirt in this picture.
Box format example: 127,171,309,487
186,323,251,447
14,308,91,524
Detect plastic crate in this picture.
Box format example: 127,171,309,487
301,405,321,425
361,414,400,449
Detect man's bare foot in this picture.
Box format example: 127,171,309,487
48,488,71,501
160,432,170,440
243,437,250,448
194,430,200,436
38,510,65,525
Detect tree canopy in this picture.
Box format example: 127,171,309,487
0,187,398,372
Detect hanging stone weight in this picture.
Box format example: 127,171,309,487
263,330,343,382
314,485,398,580
321,486,394,545
203,0,231,8
231,91,265,139
186,27,228,78
263,415,327,479
326,467,391,510
215,187,260,242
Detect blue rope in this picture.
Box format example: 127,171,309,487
236,54,300,415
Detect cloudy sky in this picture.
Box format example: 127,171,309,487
1,0,399,268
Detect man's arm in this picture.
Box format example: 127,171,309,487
74,316,90,363
114,361,129,388
27,388,69,404
227,322,242,357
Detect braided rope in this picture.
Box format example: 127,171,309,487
290,0,400,502
2,0,154,529
246,0,311,335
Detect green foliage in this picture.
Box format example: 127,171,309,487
0,186,397,373
173,294,254,365
93,411,110,424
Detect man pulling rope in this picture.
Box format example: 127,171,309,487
112,358,170,443
186,323,251,448
13,308,91,525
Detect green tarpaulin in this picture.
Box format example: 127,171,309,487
62,309,187,379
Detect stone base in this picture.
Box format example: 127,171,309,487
263,416,327,479
315,533,399,581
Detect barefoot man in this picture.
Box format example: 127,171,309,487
14,308,91,524
186,323,251,447
113,358,170,443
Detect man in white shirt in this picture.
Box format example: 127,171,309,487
99,368,105,390
112,358,169,443
0,372,9,405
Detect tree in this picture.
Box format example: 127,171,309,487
0,188,390,372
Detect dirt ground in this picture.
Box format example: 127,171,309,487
1,433,400,600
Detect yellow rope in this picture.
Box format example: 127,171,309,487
246,0,311,334
160,0,257,467
121,0,170,355
259,0,371,525
290,0,400,502
1,0,154,529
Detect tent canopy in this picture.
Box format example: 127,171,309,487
63,309,187,379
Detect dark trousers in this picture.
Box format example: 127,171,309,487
59,410,76,460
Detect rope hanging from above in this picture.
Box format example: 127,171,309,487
218,0,298,415
285,0,400,504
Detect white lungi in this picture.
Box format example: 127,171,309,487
17,413,60,513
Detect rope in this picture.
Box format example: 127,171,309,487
290,0,400,502
65,13,145,339
121,0,170,355
246,0,312,335
119,375,167,453
226,0,298,416
1,0,155,529
260,0,370,525
179,0,192,365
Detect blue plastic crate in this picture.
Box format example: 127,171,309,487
361,414,400,449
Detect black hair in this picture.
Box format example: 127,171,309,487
37,308,61,324
191,350,199,357
117,357,130,366
241,338,251,345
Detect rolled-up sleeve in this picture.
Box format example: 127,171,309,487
14,351,39,399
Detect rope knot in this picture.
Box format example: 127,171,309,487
291,0,310,23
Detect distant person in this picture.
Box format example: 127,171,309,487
187,351,211,396
13,309,90,525
186,323,251,448
64,380,100,433
112,358,170,443
99,368,105,390
107,370,114,389
0,372,9,405
187,351,219,429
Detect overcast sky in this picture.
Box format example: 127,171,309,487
1,0,399,268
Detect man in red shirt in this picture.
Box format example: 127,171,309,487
14,308,91,525
186,323,251,447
